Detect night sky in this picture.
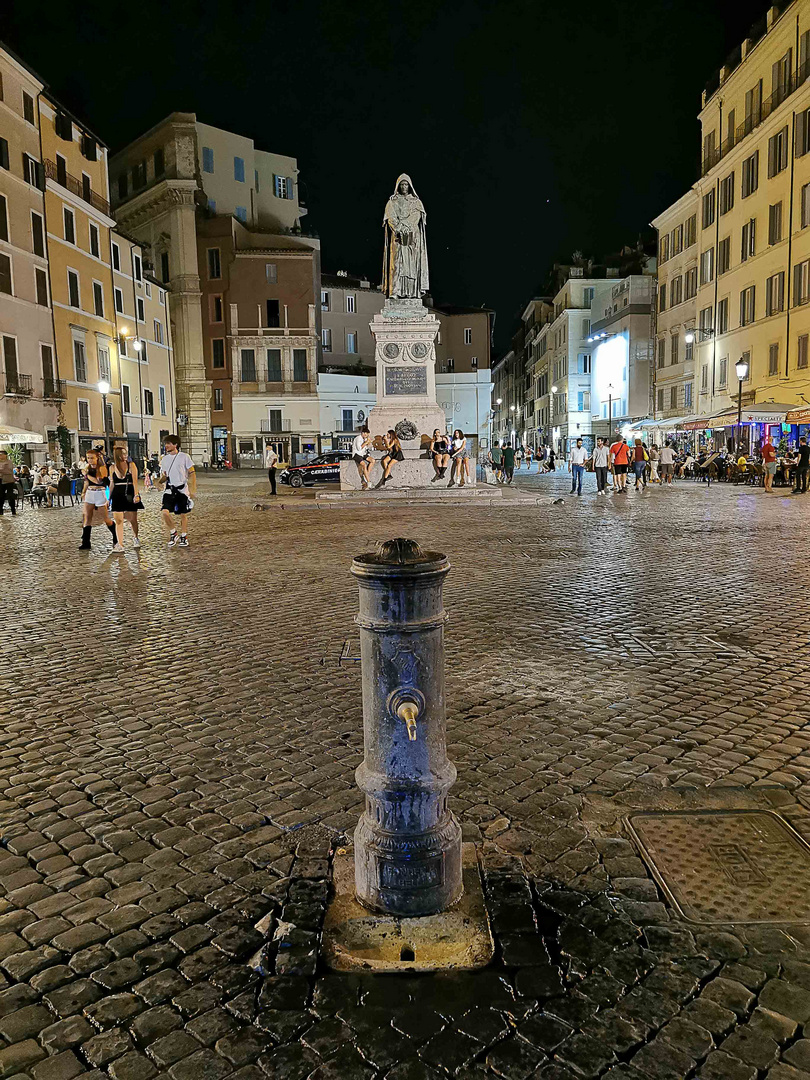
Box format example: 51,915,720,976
7,0,768,351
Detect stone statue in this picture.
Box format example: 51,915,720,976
382,174,429,299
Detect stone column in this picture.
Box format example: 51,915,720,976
352,538,462,916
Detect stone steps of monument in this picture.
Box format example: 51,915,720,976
320,485,502,500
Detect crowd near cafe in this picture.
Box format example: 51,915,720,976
629,404,807,455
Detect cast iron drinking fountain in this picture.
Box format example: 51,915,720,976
323,538,493,971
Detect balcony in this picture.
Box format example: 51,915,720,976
701,60,810,177
43,378,67,401
44,159,110,216
260,419,291,433
4,373,33,397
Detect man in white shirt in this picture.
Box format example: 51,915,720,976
158,434,196,548
659,441,676,485
263,442,279,495
568,438,588,495
352,425,375,490
592,437,610,495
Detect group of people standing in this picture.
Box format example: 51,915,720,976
351,426,471,488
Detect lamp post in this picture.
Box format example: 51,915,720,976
97,380,111,459
606,382,614,443
735,356,749,454
550,384,558,455
510,404,516,447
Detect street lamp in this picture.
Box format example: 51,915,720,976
735,356,749,454
550,385,558,455
607,382,614,442
97,379,111,458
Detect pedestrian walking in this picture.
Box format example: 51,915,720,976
592,437,610,495
658,441,676,485
264,441,279,495
793,436,810,494
610,436,630,492
79,449,118,550
0,451,17,516
449,430,469,486
568,438,587,495
546,447,556,472
430,429,450,481
109,446,143,551
632,439,648,490
378,430,405,486
762,435,777,493
501,442,515,483
201,448,210,471
489,442,503,482
352,425,374,490
649,444,660,483
158,435,196,548
525,447,534,471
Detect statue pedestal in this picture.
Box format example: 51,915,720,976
367,299,445,461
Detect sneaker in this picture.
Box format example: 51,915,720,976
168,530,178,547
133,538,141,549
177,536,190,548
113,544,124,553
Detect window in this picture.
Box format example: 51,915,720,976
718,236,730,274
154,148,165,177
670,334,680,364
207,248,221,279
671,223,684,255
265,299,280,328
718,357,728,388
742,151,759,197
659,282,667,311
241,348,256,381
78,400,90,431
136,297,145,321
92,281,103,317
685,267,698,299
265,263,277,284
720,172,734,215
143,388,154,416
686,214,697,247
717,297,728,334
96,345,110,383
346,294,356,313
31,212,44,257
212,339,225,368
41,344,54,383
0,253,11,295
799,335,809,370
471,356,478,368
740,285,756,326
657,388,664,411
766,272,785,315
273,174,291,199
213,388,223,411
122,384,131,413
159,385,166,415
741,218,756,261
769,202,783,244
577,391,590,412
234,157,245,182
583,286,595,304
795,259,810,306
63,207,75,244
154,319,163,344
702,189,715,229
118,174,128,200
769,343,780,376
581,318,590,337
670,276,683,305
577,353,591,373
670,386,678,409
659,234,670,262
21,91,35,126
267,409,282,431
321,327,332,352
132,160,147,189
119,335,127,358
82,174,92,204
685,338,693,363
0,195,7,243
210,295,223,322
73,339,87,382
293,349,307,382
346,331,358,354
202,147,214,173
68,269,80,308
235,206,247,223
684,382,693,408
266,349,281,381
138,339,148,363
700,247,714,286
133,252,142,282
111,241,120,271
464,327,473,345
321,290,330,311
446,358,455,373
699,305,713,333
35,268,48,306
158,289,164,305
657,338,666,368
144,281,151,299
701,364,708,391
0,137,7,171
161,253,169,282
768,126,789,177
114,287,124,313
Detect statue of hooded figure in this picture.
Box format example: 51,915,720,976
382,174,429,299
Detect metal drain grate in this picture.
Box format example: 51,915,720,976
627,809,810,924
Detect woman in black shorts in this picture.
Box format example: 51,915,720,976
378,430,404,486
109,446,142,552
430,428,450,481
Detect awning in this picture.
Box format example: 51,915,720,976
0,425,45,444
682,411,736,431
786,406,810,424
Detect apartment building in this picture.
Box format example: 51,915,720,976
39,87,121,461
320,273,379,373
111,230,175,459
651,191,699,421
589,274,655,434
0,44,57,458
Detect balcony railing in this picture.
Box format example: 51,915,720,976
44,159,110,216
260,419,291,433
43,378,67,400
4,373,32,397
701,60,810,177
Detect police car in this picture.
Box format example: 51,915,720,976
279,451,352,488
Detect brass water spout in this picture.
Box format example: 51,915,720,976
397,701,419,741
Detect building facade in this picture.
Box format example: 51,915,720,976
589,274,655,435
320,273,378,374
0,44,57,458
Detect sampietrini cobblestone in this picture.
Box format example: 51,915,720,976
2,471,810,1078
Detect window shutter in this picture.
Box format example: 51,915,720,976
286,176,294,200
0,138,8,170
798,112,807,158
768,136,776,178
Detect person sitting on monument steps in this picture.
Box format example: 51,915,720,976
430,429,450,481
450,430,468,487
352,426,374,489
378,430,405,486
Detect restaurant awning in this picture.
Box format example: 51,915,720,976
786,406,810,424
0,425,44,444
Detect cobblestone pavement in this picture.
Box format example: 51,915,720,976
2,470,810,1080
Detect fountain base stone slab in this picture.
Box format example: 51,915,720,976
322,843,494,973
